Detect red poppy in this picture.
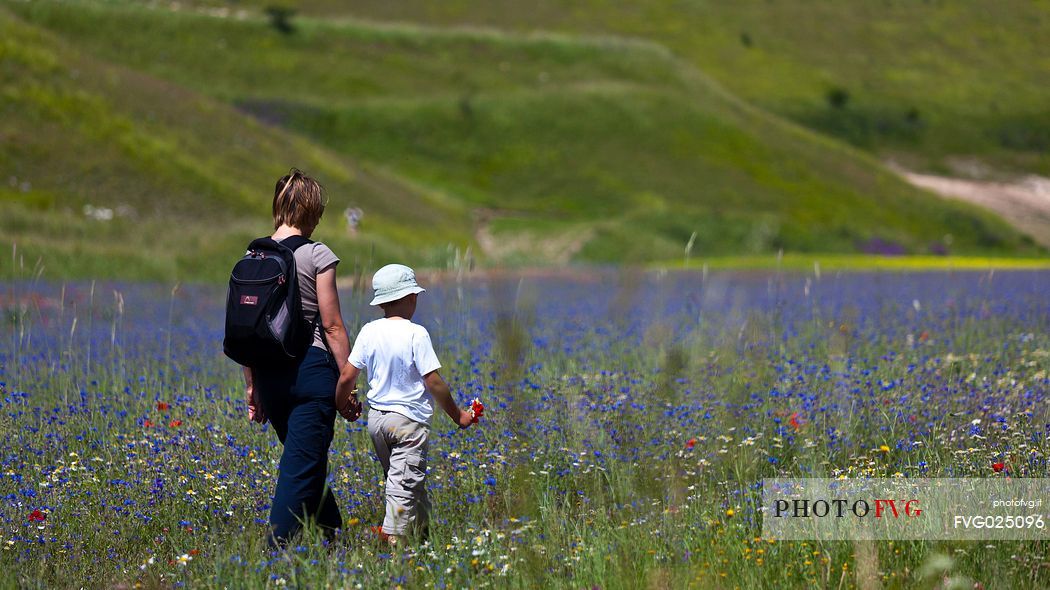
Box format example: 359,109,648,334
470,398,484,423
169,419,183,428
143,419,154,428
189,549,200,556
685,438,697,450
918,331,930,343
28,509,45,522
992,462,1005,473
157,402,169,411
788,413,801,430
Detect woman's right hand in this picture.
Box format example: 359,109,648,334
335,364,362,422
335,387,361,422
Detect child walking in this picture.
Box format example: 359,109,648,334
335,264,474,544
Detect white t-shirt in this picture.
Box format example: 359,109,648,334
348,318,442,425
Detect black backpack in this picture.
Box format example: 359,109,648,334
223,235,315,367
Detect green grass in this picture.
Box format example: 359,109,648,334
659,254,1050,272
0,6,476,281
228,0,1050,178
2,0,1042,279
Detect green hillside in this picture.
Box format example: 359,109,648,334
0,1,1042,278
225,0,1050,178
0,7,474,280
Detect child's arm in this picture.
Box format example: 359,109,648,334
424,370,473,429
335,364,362,422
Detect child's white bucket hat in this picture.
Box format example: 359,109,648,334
369,263,425,306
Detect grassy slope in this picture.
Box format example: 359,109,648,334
217,0,1050,178
665,254,1050,272
0,7,475,281
6,1,1040,270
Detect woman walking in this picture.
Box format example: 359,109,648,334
240,169,359,545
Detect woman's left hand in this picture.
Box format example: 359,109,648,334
247,382,267,424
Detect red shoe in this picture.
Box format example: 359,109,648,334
370,525,390,543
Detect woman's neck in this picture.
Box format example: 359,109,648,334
272,224,305,240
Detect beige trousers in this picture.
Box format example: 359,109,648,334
367,408,431,536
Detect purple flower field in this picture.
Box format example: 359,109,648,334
0,270,1047,588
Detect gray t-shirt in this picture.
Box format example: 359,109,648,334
282,239,339,350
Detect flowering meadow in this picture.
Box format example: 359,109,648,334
0,269,1047,589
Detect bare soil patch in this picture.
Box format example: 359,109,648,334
892,164,1050,247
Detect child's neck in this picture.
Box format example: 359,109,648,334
380,295,416,320
382,304,413,321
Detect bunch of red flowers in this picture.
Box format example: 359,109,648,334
470,398,484,423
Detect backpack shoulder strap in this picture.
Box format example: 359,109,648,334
247,235,313,254
274,235,332,357
280,236,335,362
246,236,279,252
280,235,313,252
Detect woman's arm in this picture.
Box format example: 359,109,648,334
243,366,266,423
316,265,350,369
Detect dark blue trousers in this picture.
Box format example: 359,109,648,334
255,346,342,544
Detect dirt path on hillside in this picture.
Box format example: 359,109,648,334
892,166,1050,248
473,209,594,264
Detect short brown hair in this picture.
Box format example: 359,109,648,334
272,168,327,231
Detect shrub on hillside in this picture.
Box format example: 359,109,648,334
826,87,850,110
265,6,296,35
